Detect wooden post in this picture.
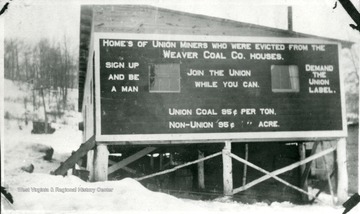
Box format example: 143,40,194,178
159,153,163,170
150,155,154,170
321,142,335,205
222,141,233,196
242,144,249,186
67,168,73,176
198,150,205,190
300,142,319,187
287,6,293,31
94,144,109,181
298,142,308,201
87,150,95,181
169,153,174,166
336,138,348,204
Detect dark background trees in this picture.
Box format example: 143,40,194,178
4,39,77,113
4,38,78,121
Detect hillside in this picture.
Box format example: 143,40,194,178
4,79,80,126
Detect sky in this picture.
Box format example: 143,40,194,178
2,0,360,56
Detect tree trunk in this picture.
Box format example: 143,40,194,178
40,87,48,134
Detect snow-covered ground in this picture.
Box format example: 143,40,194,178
2,79,359,213
3,121,359,213
3,79,80,126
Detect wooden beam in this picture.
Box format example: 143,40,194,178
300,142,319,187
122,167,137,174
136,151,222,181
337,138,348,204
242,144,249,186
230,153,324,203
52,136,96,176
232,146,336,195
94,144,109,181
108,147,156,175
108,160,137,174
99,136,349,145
223,141,233,196
198,150,205,190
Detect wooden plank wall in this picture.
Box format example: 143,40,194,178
82,48,95,143
93,5,295,37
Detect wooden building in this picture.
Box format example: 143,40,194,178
54,5,353,204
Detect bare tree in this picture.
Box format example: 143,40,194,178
4,37,78,124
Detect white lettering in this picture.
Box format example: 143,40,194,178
169,108,192,115
203,51,226,59
194,81,218,88
121,86,138,92
229,69,251,76
180,41,208,49
195,108,218,115
243,81,259,88
187,69,204,76
305,64,333,72
258,121,279,127
152,41,176,48
255,44,285,50
163,50,198,59
230,43,251,50
106,62,125,68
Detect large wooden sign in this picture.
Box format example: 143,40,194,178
94,33,346,143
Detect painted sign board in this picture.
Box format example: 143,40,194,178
94,33,347,143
